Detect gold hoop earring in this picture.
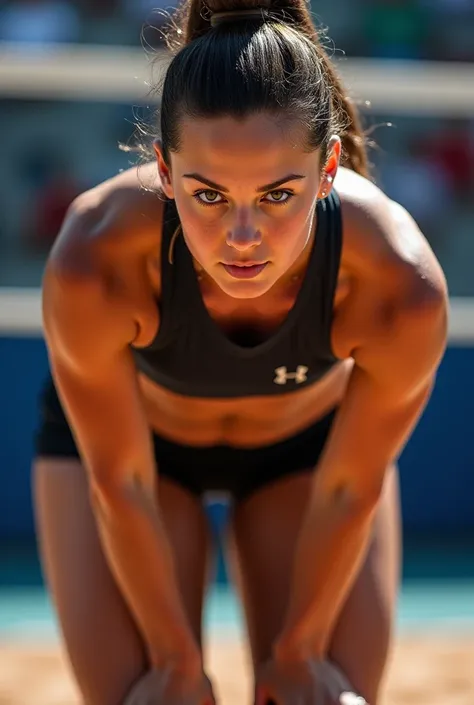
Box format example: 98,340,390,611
168,224,181,264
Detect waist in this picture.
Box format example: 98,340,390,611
139,358,352,447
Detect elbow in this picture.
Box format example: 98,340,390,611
399,272,448,357
89,477,140,528
88,463,154,518
403,265,448,324
88,471,125,519
329,478,383,522
412,281,447,323
350,487,382,518
43,256,100,296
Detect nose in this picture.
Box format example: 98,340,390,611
226,222,262,251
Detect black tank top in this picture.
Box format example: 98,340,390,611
132,191,343,398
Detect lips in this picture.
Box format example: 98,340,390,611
221,262,269,279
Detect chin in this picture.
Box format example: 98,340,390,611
215,275,276,300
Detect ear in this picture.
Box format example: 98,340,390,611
153,139,174,199
317,135,341,199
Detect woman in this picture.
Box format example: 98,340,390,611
33,0,448,704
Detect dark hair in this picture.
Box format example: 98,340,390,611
141,0,369,178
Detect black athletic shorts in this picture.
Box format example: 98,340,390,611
35,377,337,502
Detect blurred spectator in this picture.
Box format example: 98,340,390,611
28,172,80,250
17,149,81,251
422,120,474,202
0,0,80,47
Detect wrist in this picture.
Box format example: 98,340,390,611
273,629,326,664
149,640,202,677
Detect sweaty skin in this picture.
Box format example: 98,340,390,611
42,115,448,679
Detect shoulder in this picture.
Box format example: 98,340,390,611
48,161,165,272
334,167,447,309
329,168,447,362
43,163,164,357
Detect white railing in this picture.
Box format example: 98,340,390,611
0,289,472,343
0,42,474,115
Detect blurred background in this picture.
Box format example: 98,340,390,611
0,1,473,703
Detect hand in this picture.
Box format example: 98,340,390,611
124,665,216,705
256,657,367,705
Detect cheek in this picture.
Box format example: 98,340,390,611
174,197,221,258
271,207,314,258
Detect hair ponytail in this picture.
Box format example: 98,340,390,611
157,0,369,177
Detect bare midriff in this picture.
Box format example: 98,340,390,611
138,358,353,447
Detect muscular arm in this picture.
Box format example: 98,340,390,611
42,205,200,673
274,198,448,661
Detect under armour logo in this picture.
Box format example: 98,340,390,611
274,365,308,385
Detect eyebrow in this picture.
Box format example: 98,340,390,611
182,173,306,193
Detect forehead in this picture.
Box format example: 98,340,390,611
172,114,321,182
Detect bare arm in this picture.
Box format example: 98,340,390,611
42,214,200,674
274,201,448,661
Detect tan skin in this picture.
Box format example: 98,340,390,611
36,114,447,705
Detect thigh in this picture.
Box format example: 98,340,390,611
227,466,401,704
33,458,211,705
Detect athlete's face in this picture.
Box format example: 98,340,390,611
155,114,340,299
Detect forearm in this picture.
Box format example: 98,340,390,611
275,492,376,660
90,478,200,671
275,376,433,661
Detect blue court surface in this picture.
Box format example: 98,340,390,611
0,536,473,643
